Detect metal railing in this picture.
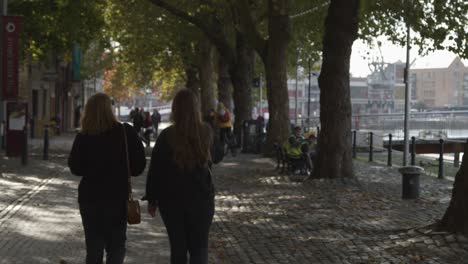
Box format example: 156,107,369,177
293,111,468,139
352,130,465,180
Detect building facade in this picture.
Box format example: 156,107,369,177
411,57,468,108
286,72,320,123
366,61,406,114
15,53,83,137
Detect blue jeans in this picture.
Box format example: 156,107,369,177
159,199,214,264
79,201,127,264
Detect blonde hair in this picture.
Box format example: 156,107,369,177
80,93,118,135
170,89,212,172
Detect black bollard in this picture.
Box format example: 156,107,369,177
21,126,28,166
387,134,392,166
0,121,5,150
369,132,373,162
43,125,49,160
454,152,460,168
30,118,35,139
438,138,444,179
316,126,320,137
352,130,357,159
411,136,416,166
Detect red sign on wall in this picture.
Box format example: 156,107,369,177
2,16,22,100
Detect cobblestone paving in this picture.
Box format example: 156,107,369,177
1,145,468,264
208,155,468,264
0,152,169,264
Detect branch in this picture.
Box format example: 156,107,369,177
147,0,235,64
235,0,267,59
148,0,206,31
290,2,330,19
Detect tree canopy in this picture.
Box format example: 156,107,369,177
9,0,106,61
360,0,468,58
105,0,204,99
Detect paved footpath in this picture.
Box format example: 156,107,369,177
0,150,170,264
1,142,468,263
208,156,468,264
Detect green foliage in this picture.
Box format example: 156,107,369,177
9,0,106,61
80,38,113,81
103,61,129,101
360,0,468,58
105,0,204,99
152,69,186,101
288,0,328,77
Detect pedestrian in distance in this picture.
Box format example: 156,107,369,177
151,108,162,140
131,107,143,136
129,107,138,121
145,89,215,264
215,102,232,142
203,108,216,129
68,93,146,264
142,111,153,147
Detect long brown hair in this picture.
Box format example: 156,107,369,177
80,93,118,135
170,89,212,172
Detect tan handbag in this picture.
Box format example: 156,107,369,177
123,124,141,225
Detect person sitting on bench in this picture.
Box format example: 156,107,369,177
283,136,308,174
301,132,318,173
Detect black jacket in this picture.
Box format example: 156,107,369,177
68,123,146,204
145,125,214,207
132,113,144,131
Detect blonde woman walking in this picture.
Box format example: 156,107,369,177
68,93,146,264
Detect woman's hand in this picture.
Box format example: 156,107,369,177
148,203,158,217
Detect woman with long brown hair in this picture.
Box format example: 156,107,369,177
145,89,214,264
68,93,146,264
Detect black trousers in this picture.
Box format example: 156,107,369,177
219,127,232,143
159,199,215,264
79,201,127,264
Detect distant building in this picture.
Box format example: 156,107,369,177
286,73,386,122
366,61,406,114
350,77,368,115
411,56,468,108
286,71,319,123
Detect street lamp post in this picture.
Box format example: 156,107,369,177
295,65,298,125
403,20,411,166
0,0,7,152
259,74,263,116
307,59,311,128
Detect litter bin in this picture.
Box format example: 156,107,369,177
398,166,424,199
242,120,261,153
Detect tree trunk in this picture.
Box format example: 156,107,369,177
438,143,468,234
217,54,232,111
185,67,199,94
198,37,215,115
230,33,253,142
263,0,291,154
313,0,359,179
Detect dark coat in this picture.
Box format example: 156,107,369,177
145,126,214,207
151,111,161,126
132,113,144,131
68,123,146,204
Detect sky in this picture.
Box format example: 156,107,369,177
349,38,467,77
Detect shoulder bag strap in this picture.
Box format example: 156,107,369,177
122,123,133,200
